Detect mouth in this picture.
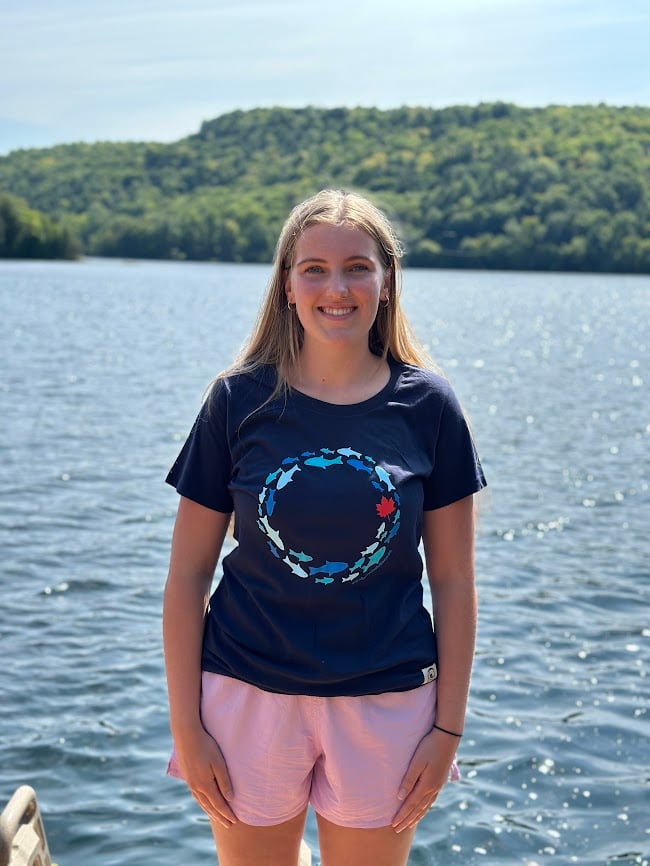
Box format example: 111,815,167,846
318,306,356,317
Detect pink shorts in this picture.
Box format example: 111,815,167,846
168,673,460,828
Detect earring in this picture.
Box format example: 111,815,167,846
380,296,389,308
287,300,296,310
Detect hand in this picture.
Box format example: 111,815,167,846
173,724,237,828
391,728,458,833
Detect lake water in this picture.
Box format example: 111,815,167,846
0,258,648,866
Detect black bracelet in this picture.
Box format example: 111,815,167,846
433,723,463,738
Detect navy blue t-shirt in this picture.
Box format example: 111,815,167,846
166,357,486,696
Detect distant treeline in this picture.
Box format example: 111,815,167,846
0,193,79,259
1,103,649,271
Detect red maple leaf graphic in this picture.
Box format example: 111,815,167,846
376,496,396,518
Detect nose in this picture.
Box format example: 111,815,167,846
326,269,349,296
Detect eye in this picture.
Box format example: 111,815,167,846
304,264,325,274
350,262,370,272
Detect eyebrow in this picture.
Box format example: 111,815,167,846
295,255,374,267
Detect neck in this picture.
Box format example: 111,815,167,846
290,344,390,404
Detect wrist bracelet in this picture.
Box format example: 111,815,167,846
433,723,463,738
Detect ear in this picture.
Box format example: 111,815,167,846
284,270,294,304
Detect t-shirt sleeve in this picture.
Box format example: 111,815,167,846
165,381,234,513
423,383,487,510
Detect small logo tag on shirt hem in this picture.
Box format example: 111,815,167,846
422,664,438,683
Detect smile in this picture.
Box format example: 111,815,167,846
319,306,355,317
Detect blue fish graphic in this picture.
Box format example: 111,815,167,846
267,540,281,558
289,549,313,562
277,464,301,489
386,522,400,542
305,455,343,469
374,466,395,491
314,576,334,585
365,546,386,569
266,488,276,516
259,515,284,550
348,459,373,474
309,561,348,576
337,447,362,459
283,556,308,577
265,468,282,485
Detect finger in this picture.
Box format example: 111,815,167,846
206,781,237,824
190,778,237,825
397,763,425,801
392,786,439,831
392,795,437,833
211,756,234,802
193,789,236,827
392,793,424,828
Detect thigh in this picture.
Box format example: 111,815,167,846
210,809,308,866
317,813,416,866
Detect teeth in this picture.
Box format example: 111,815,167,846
321,307,354,316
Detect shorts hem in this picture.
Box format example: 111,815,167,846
232,802,309,827
312,806,396,829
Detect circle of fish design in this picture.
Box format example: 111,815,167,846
257,446,401,585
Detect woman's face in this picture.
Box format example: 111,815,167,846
285,222,388,354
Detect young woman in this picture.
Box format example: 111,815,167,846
163,189,486,866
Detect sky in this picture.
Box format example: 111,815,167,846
1,0,649,155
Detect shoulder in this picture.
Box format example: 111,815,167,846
392,360,453,406
206,364,277,409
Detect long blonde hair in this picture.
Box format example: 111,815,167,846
218,189,438,399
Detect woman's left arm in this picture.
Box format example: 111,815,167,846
392,494,477,832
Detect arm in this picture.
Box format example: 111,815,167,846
392,494,477,832
162,496,236,826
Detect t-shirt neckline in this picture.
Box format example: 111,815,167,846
287,355,400,416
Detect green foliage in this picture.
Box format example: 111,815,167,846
1,104,649,271
0,192,79,259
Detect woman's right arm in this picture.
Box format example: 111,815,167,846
162,495,236,826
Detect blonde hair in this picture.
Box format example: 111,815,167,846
217,189,438,399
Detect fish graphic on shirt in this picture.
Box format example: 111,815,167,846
309,561,348,577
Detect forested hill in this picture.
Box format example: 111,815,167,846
1,103,649,271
